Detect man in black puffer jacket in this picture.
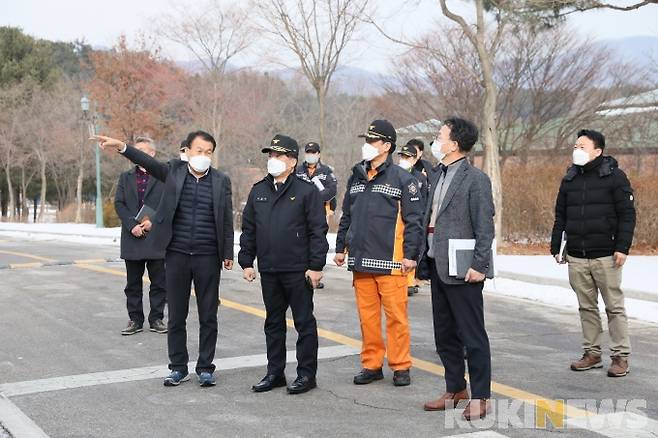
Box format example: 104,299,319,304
551,129,636,379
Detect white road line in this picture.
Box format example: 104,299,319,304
567,412,658,438
0,394,49,438
440,432,509,438
0,345,358,397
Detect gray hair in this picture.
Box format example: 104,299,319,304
134,136,156,150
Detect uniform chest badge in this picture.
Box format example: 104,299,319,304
290,196,296,201
408,183,418,195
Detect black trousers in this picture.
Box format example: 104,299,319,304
124,259,166,325
165,251,220,375
429,259,492,399
260,272,318,378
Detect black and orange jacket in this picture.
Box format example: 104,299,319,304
336,156,424,276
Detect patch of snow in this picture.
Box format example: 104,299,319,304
496,255,658,296
485,278,658,325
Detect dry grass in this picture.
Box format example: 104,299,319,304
502,164,658,254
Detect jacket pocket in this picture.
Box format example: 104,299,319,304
293,227,309,263
607,216,618,233
346,226,354,249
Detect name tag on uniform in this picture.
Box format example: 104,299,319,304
256,197,268,202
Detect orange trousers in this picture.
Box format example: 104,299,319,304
353,272,412,371
407,269,417,287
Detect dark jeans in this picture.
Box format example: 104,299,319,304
124,259,166,325
260,271,318,378
165,251,220,375
429,259,491,399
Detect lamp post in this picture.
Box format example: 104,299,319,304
81,96,104,228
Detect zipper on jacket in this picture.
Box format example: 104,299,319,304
581,177,586,257
190,178,199,255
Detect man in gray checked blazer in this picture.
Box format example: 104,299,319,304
419,117,495,421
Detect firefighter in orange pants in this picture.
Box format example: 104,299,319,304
335,120,424,386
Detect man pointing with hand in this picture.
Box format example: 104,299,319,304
92,131,234,389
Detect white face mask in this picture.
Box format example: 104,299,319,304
188,155,211,173
431,140,447,162
572,148,590,166
398,159,413,171
362,143,380,162
267,157,287,177
179,153,188,162
305,154,319,165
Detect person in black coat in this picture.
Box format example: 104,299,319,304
409,138,435,179
239,135,329,395
295,141,338,289
551,129,636,378
93,131,233,388
295,142,338,214
396,142,429,296
114,137,167,336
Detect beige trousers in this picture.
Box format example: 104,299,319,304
567,255,631,358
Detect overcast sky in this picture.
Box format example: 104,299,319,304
2,0,657,72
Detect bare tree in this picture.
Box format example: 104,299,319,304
367,1,506,237
156,0,252,164
495,24,646,163
435,0,506,237
517,0,657,17
0,85,27,220
255,0,368,150
24,81,81,221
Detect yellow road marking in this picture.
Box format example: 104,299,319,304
73,259,108,264
8,262,44,269
0,250,54,262
4,249,590,419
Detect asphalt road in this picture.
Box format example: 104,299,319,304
1,236,657,438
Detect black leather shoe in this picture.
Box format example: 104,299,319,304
287,376,317,394
252,374,287,393
393,369,411,386
353,368,384,385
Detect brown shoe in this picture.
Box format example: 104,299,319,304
607,357,630,377
423,389,469,411
570,352,603,371
463,399,489,421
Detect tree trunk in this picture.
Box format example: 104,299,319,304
75,139,85,223
75,163,84,223
4,163,14,220
480,77,503,240
316,85,328,149
38,156,47,222
474,0,503,242
211,73,223,168
20,166,29,222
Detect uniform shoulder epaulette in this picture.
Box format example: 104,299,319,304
253,178,269,187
